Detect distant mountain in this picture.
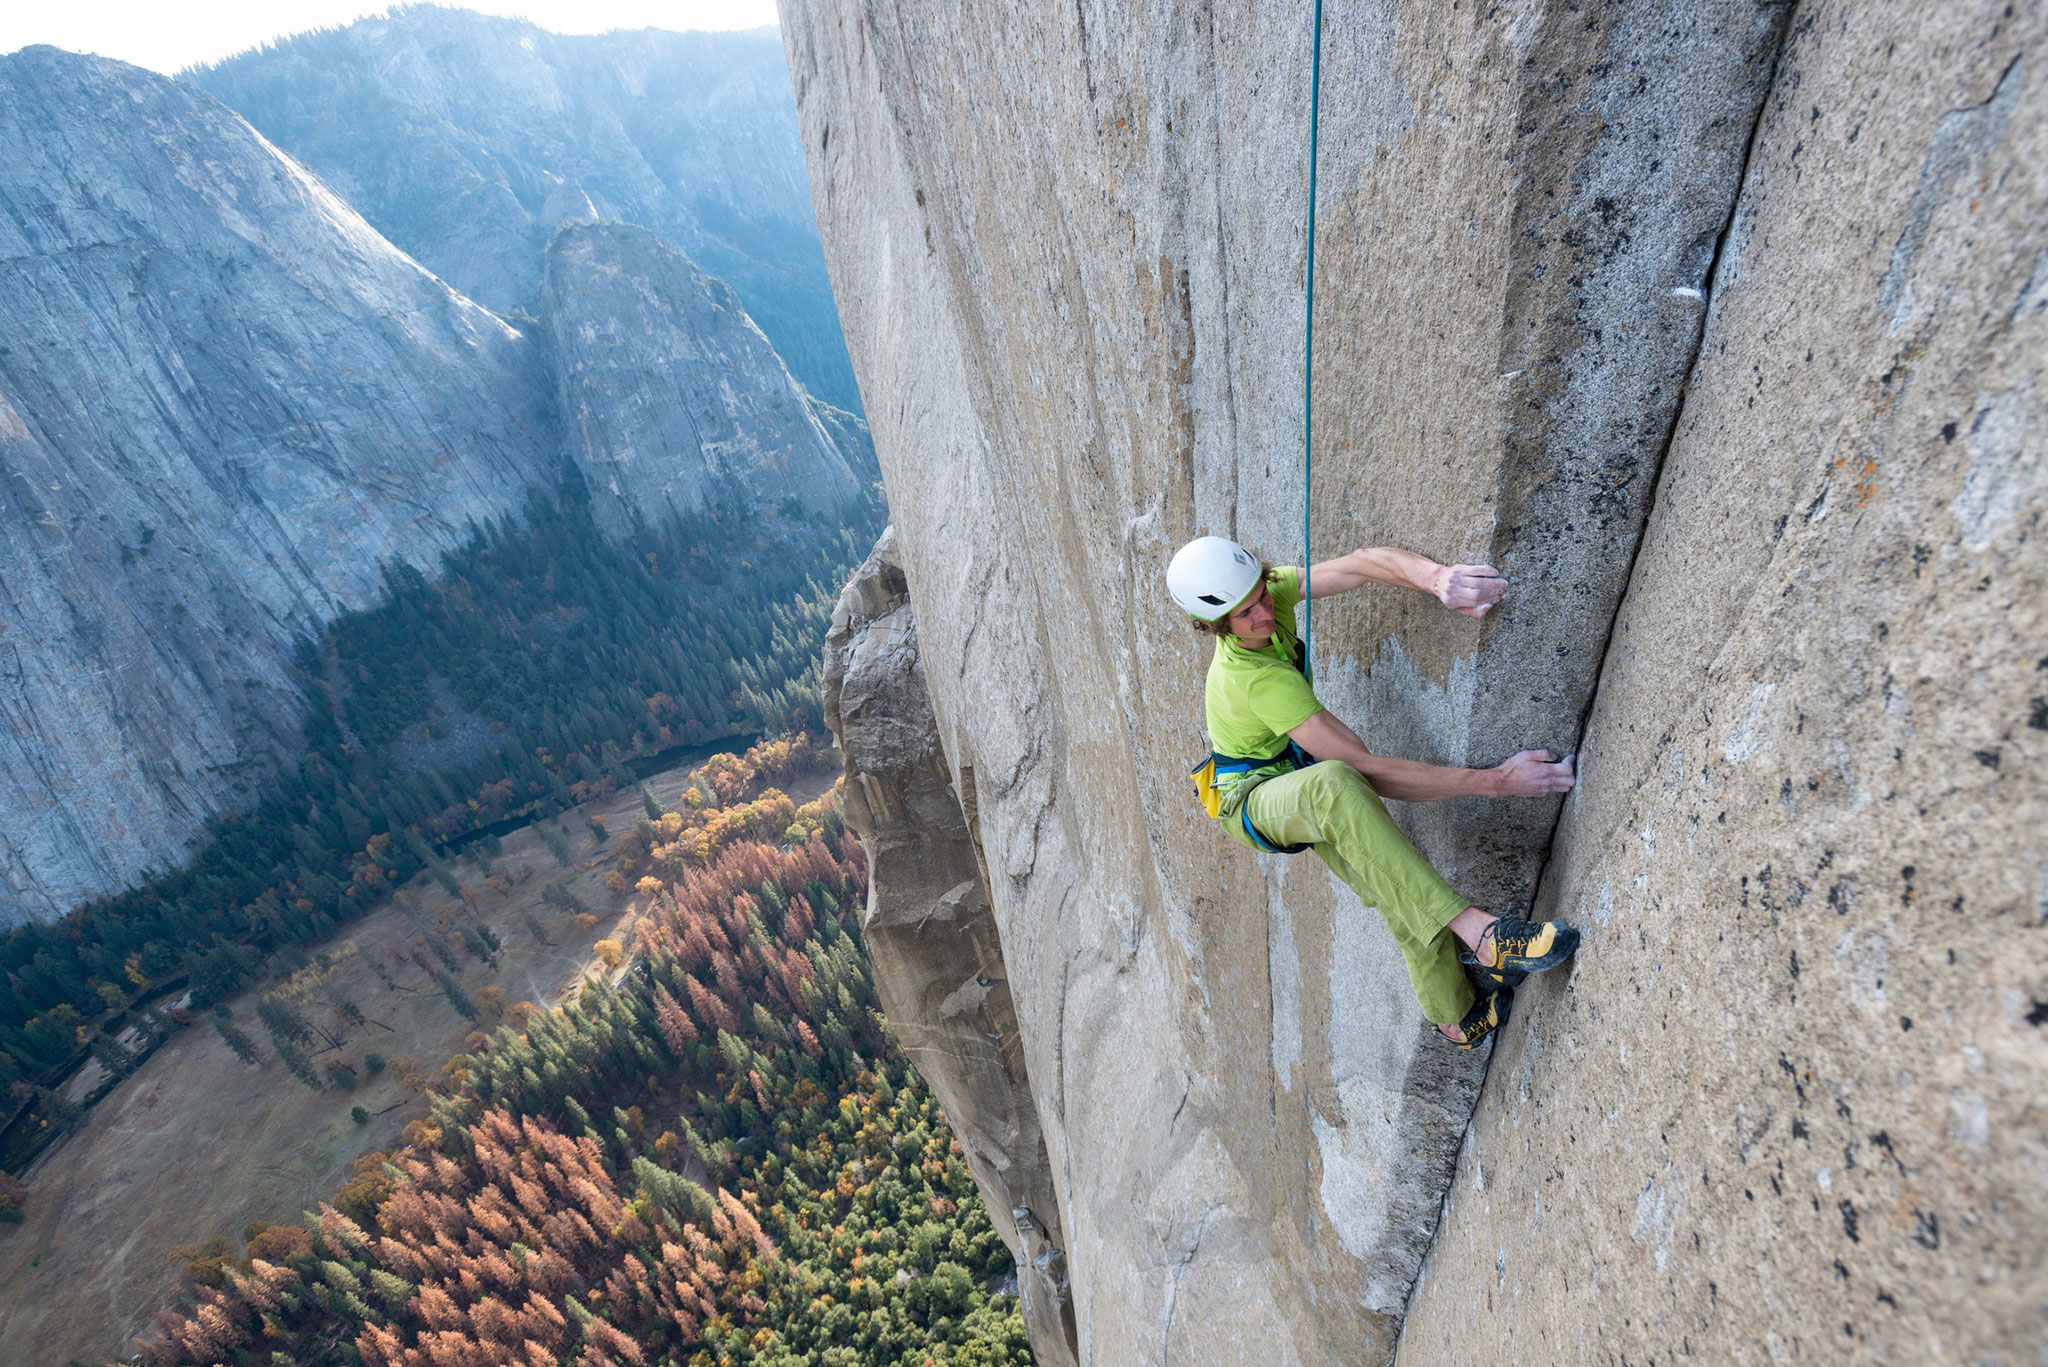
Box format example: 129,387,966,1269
0,45,558,921
190,7,861,412
0,46,865,924
545,222,861,535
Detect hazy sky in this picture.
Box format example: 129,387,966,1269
0,1,780,75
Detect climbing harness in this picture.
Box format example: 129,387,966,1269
1302,0,1324,674
1188,740,1315,853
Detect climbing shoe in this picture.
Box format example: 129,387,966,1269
1473,916,1580,978
1458,950,1525,992
1440,988,1511,1050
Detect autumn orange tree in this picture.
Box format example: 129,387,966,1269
130,812,1030,1367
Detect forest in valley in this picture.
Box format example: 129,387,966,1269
129,770,1034,1367
0,469,885,1169
0,381,1035,1367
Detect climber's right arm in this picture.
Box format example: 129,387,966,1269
1305,547,1505,618
1287,710,1576,801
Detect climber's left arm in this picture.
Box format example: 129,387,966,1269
1305,547,1504,618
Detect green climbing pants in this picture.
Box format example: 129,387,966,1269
1228,761,1475,1025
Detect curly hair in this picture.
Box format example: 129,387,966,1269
1189,560,1280,637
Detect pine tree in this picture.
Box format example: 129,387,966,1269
255,994,313,1049
273,1036,322,1091
433,970,478,1021
212,1017,260,1066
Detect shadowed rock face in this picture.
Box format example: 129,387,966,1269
190,10,861,412
0,47,558,923
822,530,1079,1366
543,222,860,535
783,1,1789,1360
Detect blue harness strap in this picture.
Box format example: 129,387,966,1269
1213,740,1315,854
1241,804,1314,855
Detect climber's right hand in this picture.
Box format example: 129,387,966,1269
1492,749,1575,797
1434,563,1506,617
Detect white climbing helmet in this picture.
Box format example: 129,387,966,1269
1166,536,1263,622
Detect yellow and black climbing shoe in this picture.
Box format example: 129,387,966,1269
1459,950,1525,991
1441,988,1511,1050
1474,916,1580,977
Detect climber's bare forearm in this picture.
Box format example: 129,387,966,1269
1288,711,1576,802
1305,547,1441,597
1357,754,1503,803
1304,548,1505,617
1287,711,1498,801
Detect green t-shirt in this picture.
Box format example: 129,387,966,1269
1204,565,1321,760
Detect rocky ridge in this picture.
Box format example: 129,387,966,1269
191,9,860,411
795,1,2047,1363
822,529,1078,1366
543,222,859,536
0,46,557,922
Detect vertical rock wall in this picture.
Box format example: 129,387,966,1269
822,531,1079,1365
784,2,1805,1361
1399,5,2048,1363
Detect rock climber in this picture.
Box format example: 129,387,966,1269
1168,535,1580,1049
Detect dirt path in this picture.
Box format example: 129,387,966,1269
0,755,836,1367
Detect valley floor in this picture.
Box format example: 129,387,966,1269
0,751,833,1367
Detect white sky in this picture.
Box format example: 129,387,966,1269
0,1,780,76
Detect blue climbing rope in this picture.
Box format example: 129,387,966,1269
1302,0,1324,674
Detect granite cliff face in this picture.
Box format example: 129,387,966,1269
0,47,558,923
795,1,2047,1362
192,9,860,411
1399,17,2048,1364
544,222,859,535
822,530,1078,1365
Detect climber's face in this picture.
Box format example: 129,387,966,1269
1225,582,1276,647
